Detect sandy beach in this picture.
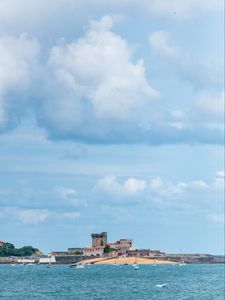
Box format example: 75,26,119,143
81,257,175,265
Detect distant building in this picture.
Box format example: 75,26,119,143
91,232,107,247
115,239,132,248
17,258,36,264
127,249,149,257
109,238,133,252
68,248,84,255
39,256,56,264
50,251,69,257
0,241,4,247
83,246,105,257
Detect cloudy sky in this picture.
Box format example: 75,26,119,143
0,0,224,254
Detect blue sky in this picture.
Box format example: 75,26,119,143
0,0,224,254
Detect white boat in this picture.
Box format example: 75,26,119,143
76,264,85,269
10,263,16,267
132,262,139,269
156,283,167,288
179,258,186,266
132,257,139,269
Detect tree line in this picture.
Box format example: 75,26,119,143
0,242,39,257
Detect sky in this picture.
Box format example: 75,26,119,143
0,0,224,255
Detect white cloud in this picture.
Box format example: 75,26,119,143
216,170,225,178
149,27,223,91
46,15,158,134
149,31,181,58
94,175,147,201
0,10,222,145
18,209,50,224
149,176,187,199
0,207,81,224
194,90,225,121
123,177,147,195
214,170,225,189
55,186,86,206
208,214,225,223
94,174,212,206
0,34,40,129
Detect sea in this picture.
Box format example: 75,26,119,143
0,264,224,299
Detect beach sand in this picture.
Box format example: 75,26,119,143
82,257,175,265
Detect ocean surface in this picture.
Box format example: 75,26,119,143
0,264,224,299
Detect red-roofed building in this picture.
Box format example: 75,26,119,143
110,239,133,251
0,240,4,247
83,246,105,257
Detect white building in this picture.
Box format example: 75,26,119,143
39,256,56,264
17,258,36,264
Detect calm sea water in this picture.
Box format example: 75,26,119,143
0,264,224,299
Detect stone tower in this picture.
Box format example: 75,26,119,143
91,232,107,247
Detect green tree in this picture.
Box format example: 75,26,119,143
0,242,39,257
103,245,111,253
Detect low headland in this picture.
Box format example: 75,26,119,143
0,232,224,265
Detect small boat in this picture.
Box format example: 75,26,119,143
156,283,167,288
10,263,16,267
179,263,186,266
69,263,77,268
132,263,139,269
132,257,139,269
179,259,186,266
76,264,85,269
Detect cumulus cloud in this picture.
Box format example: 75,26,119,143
148,177,209,202
94,175,147,204
95,175,147,196
93,173,224,207
149,177,187,200
0,14,222,145
40,15,158,142
0,34,40,130
94,175,208,205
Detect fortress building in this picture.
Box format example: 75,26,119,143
91,232,107,247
